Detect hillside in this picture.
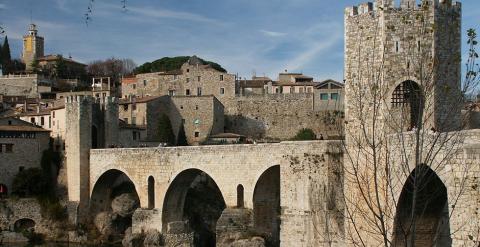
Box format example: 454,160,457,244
134,56,227,74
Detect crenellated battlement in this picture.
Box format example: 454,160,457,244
345,0,461,18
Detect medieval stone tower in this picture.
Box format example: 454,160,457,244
343,1,462,246
344,0,461,134
22,24,44,71
65,96,119,221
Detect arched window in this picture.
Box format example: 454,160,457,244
391,80,422,128
237,184,244,208
148,176,155,209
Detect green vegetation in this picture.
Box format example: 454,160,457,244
134,56,226,74
177,123,189,146
292,128,316,141
1,36,12,74
12,141,66,221
12,168,49,197
157,114,175,145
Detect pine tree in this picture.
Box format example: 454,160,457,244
176,123,189,146
2,36,11,74
157,114,175,145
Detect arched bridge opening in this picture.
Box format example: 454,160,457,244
90,169,140,237
14,218,36,233
162,168,226,247
393,164,450,247
253,165,280,246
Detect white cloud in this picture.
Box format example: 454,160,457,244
96,2,221,25
260,30,287,37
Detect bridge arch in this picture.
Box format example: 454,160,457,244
14,218,36,232
90,169,141,215
393,164,450,246
162,168,226,246
253,165,280,246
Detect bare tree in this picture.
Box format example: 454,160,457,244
87,57,137,83
342,3,479,247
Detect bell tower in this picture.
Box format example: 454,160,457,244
22,23,44,71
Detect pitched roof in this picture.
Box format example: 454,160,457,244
314,79,345,89
0,125,50,132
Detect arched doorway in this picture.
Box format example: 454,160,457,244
148,176,155,209
162,169,226,247
237,184,244,208
92,125,98,149
14,218,36,232
90,169,140,235
391,80,423,129
0,183,7,197
253,165,280,246
393,165,450,246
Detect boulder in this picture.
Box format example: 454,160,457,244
122,227,144,247
94,211,117,235
144,229,164,246
112,193,140,217
229,237,265,247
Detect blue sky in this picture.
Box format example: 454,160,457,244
0,0,479,81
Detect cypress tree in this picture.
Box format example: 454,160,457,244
176,123,189,146
2,36,11,73
157,114,175,145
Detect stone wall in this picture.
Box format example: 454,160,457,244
0,131,50,194
0,74,51,98
122,62,236,105
224,94,343,140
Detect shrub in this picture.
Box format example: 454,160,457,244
157,114,175,145
12,168,48,197
292,128,316,141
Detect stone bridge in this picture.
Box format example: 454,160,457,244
88,141,344,246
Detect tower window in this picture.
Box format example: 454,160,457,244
143,80,147,86
220,88,225,95
197,87,202,96
194,131,200,137
417,41,421,52
186,89,190,96
220,75,224,81
197,76,201,82
395,41,400,53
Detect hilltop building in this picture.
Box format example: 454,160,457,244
22,24,44,71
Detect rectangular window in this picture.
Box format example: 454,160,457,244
186,89,190,96
320,93,329,100
197,87,202,96
132,117,136,125
40,117,44,126
307,87,312,93
395,41,400,53
220,75,224,81
143,80,147,86
194,131,200,138
417,40,421,52
197,76,201,82
331,93,339,101
169,90,176,96
187,69,190,73
6,144,13,153
290,87,294,93
132,84,136,89
220,88,225,95
195,105,199,110
31,117,35,124
53,111,55,118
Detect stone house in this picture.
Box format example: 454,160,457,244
121,56,236,104
313,79,345,111
0,117,50,195
0,74,52,98
118,95,224,145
